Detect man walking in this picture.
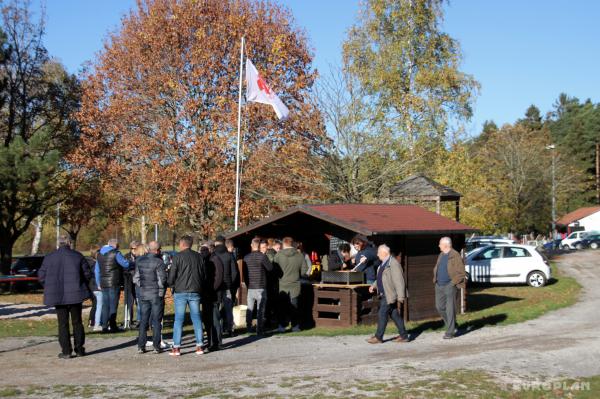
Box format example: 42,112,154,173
133,241,167,354
433,237,466,339
273,237,304,332
167,235,205,356
367,245,409,344
95,238,129,332
243,238,273,335
38,235,91,358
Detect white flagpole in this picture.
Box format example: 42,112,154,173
234,36,245,231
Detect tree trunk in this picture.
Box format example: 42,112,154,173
30,215,44,255
0,236,16,275
140,215,147,245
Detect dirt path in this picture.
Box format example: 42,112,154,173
0,251,598,397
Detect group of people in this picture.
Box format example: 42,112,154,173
37,232,465,358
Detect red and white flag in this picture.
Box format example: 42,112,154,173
246,58,290,120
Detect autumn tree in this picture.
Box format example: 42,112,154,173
0,1,80,273
342,0,479,167
59,178,127,250
71,0,326,237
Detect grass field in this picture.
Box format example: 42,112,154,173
0,263,580,339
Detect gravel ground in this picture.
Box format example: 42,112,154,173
0,250,598,397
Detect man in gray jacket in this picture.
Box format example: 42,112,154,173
367,244,409,344
133,241,167,353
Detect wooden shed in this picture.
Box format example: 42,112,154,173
226,204,476,323
390,174,462,221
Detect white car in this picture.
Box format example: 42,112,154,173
560,231,588,250
465,244,551,287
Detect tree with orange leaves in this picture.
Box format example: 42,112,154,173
70,0,327,237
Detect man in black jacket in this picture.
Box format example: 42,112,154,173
199,243,219,351
167,235,205,356
244,238,273,335
95,238,130,332
133,241,167,353
38,235,91,358
124,240,140,329
213,235,239,337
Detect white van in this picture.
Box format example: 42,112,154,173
561,231,588,250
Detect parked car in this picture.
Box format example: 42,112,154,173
466,236,515,252
10,256,44,277
465,244,551,288
560,231,589,250
542,239,562,251
572,234,600,250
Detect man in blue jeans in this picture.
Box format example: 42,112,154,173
95,239,129,333
167,235,206,356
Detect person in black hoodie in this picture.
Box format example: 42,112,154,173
167,235,206,356
213,235,239,337
199,243,220,351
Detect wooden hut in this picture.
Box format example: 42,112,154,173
390,174,462,221
226,204,475,326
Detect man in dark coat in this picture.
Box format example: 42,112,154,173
38,235,91,358
124,240,140,329
133,241,167,353
199,243,219,350
213,235,239,337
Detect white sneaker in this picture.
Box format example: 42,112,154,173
160,341,168,349
277,325,286,333
291,325,301,332
92,325,102,332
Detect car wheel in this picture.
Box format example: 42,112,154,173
561,244,569,250
576,243,584,250
527,271,547,288
591,242,599,250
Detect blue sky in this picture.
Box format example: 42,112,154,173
33,0,600,136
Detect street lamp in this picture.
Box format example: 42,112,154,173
546,144,556,238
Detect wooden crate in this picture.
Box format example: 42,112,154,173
312,284,376,327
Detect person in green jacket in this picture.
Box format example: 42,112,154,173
273,237,304,332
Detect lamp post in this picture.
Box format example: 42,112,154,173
546,144,556,238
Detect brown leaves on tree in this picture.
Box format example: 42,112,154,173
70,0,326,237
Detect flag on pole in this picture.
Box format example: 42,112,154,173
246,58,290,120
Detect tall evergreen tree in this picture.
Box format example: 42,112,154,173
0,1,80,273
